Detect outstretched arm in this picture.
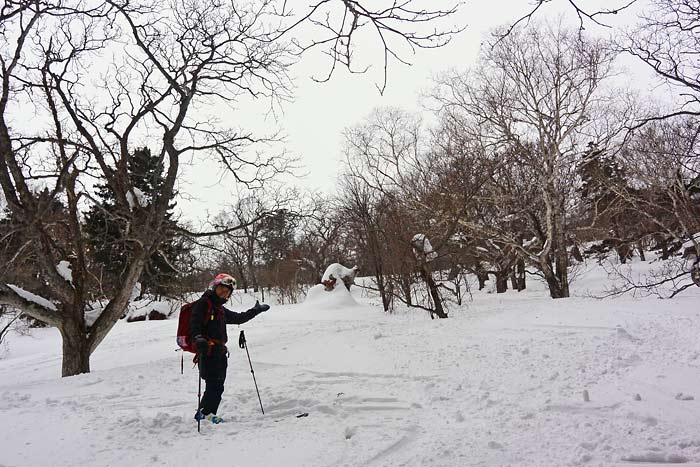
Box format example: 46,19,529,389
224,301,269,325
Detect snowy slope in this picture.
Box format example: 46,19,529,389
1,261,700,467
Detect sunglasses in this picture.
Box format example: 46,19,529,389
221,277,235,286
214,276,236,288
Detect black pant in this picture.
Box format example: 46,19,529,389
199,351,228,415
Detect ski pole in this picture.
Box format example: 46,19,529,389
197,364,202,433
239,330,265,414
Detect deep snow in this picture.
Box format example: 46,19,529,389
1,259,700,467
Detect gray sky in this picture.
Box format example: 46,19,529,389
175,0,657,224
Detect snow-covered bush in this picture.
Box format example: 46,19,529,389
321,263,359,291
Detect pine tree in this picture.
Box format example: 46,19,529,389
578,143,626,214
83,148,190,298
258,209,297,264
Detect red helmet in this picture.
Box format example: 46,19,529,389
210,273,236,291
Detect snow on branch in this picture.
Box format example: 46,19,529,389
412,233,438,262
56,260,73,284
126,188,147,209
6,284,57,311
0,283,60,326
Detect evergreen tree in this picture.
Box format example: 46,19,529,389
578,143,626,213
83,148,190,298
258,209,297,264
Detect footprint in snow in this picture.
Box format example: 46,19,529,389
344,426,357,439
615,326,639,342
675,392,695,401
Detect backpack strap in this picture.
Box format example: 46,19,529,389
199,296,225,357
202,296,214,323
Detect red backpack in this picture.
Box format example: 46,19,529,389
176,297,213,353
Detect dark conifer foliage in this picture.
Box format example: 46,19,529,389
83,148,190,298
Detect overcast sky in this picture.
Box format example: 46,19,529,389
175,0,657,224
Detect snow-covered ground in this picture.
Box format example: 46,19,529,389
1,259,700,467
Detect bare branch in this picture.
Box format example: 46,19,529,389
496,0,638,43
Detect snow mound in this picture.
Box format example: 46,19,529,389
303,283,359,308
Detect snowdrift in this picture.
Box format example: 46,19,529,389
303,282,360,309
2,258,700,467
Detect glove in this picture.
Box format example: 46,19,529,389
194,335,209,355
249,300,270,314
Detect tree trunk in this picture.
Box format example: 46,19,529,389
235,263,248,291
447,265,460,281
539,156,570,299
570,244,583,262
475,263,488,290
616,244,630,264
370,232,390,311
637,243,646,261
516,258,526,291
543,272,566,298
400,275,412,307
540,255,569,299
60,314,91,377
247,234,258,292
367,227,390,312
691,261,700,287
83,253,147,374
495,271,508,294
374,265,391,312
419,264,447,318
556,245,569,289
540,196,570,299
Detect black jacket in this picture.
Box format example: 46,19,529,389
190,289,261,347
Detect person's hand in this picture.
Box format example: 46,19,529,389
194,335,209,355
249,300,270,313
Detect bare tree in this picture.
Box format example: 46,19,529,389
0,0,462,376
296,197,350,283
341,108,447,316
338,174,394,312
622,0,700,122
432,22,621,298
434,126,536,293
606,117,700,296
342,107,493,316
226,194,269,295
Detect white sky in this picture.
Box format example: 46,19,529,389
175,0,659,224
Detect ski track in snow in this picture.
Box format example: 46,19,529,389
1,267,700,467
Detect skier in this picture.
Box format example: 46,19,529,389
191,273,269,424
